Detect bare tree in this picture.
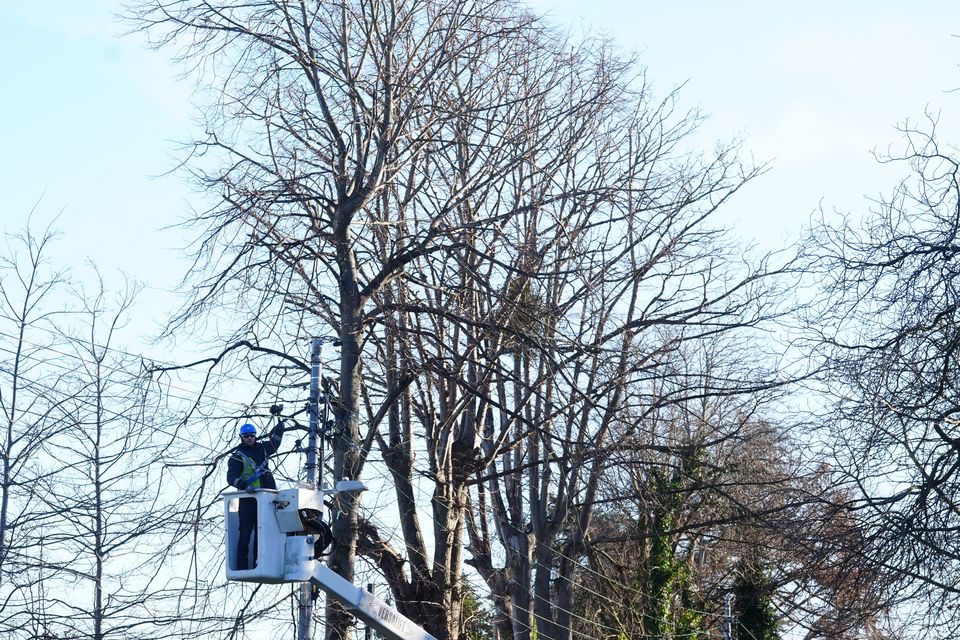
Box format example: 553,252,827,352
130,1,658,638
352,25,672,640
0,218,73,636
33,272,199,640
0,227,228,640
800,115,960,637
448,97,793,638
128,4,812,640
0,215,252,639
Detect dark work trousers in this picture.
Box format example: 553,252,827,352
237,497,258,569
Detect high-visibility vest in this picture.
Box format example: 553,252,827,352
235,450,264,488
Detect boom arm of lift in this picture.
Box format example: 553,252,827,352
310,564,438,640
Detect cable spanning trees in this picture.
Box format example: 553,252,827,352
801,117,960,638
130,1,817,639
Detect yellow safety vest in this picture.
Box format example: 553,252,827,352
235,450,263,488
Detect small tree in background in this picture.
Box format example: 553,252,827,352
0,218,70,637
734,560,780,640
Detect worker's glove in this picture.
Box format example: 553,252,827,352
270,404,283,416
235,479,247,491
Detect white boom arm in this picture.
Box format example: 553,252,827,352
310,565,438,640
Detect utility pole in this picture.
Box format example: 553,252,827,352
223,337,432,640
365,584,373,640
298,337,323,640
722,592,736,640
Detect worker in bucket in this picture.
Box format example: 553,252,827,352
227,405,285,569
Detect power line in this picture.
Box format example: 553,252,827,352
0,328,248,411
0,357,235,463
0,324,329,414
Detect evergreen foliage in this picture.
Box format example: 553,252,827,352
734,561,780,640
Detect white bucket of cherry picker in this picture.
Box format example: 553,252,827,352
224,487,324,583
224,489,286,582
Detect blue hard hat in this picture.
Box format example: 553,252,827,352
239,423,257,437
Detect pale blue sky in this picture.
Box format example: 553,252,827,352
2,1,960,323
540,1,960,244
1,1,191,337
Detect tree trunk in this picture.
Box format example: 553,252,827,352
327,232,364,640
